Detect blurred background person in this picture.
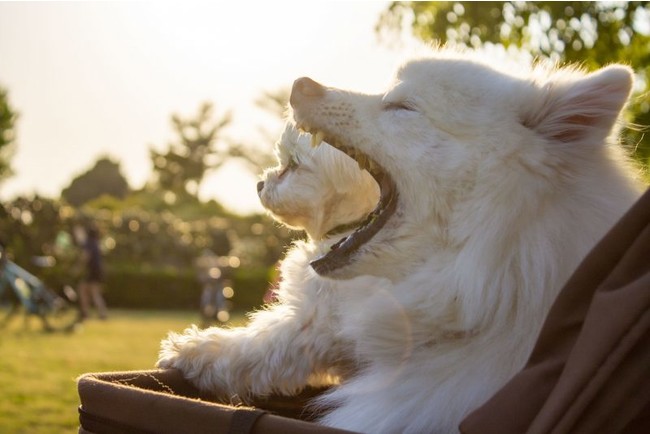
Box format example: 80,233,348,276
77,224,108,320
195,249,227,327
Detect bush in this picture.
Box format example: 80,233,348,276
103,266,199,310
36,262,273,312
230,266,275,309
1,195,288,313
100,265,272,312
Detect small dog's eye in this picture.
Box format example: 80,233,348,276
278,157,299,179
383,102,415,112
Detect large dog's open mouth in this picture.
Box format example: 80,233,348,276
299,127,398,276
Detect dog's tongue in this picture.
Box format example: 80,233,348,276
310,170,397,276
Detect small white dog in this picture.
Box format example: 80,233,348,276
158,123,379,398
257,123,379,241
159,49,644,433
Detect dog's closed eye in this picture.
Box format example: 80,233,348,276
383,101,416,112
278,157,299,179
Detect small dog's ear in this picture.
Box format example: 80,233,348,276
521,65,633,144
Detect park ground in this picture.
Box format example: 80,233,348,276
0,309,245,434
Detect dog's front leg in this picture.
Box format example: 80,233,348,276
157,304,337,401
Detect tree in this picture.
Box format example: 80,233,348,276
255,88,290,118
378,1,650,169
61,157,130,207
0,85,18,184
227,89,289,173
150,102,232,200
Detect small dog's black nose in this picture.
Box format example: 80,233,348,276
256,181,265,194
290,77,325,108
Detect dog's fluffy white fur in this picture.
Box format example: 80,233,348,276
158,123,379,396
258,124,379,241
159,49,644,433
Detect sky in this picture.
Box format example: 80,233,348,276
0,1,420,215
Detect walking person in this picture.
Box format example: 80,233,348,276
78,225,108,320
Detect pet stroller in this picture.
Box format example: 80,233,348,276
77,189,650,433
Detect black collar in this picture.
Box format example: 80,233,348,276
323,217,366,239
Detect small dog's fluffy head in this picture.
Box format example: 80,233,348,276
258,123,379,240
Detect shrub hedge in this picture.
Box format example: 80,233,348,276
44,265,274,312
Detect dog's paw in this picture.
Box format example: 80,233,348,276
156,347,179,370
156,327,195,370
156,326,229,391
156,326,217,377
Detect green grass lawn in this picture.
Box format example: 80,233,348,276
0,309,243,434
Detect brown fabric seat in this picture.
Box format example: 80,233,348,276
460,188,650,434
77,369,353,434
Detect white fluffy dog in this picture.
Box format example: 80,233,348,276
257,123,379,241
159,49,644,433
158,123,379,397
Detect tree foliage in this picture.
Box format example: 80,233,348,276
61,157,130,207
255,88,290,118
0,85,18,183
378,1,650,168
150,102,232,200
227,89,290,173
0,195,289,310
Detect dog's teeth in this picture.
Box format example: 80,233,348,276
311,131,324,148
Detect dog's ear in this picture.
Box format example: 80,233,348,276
522,65,633,144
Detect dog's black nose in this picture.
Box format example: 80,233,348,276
290,77,325,108
256,181,265,194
